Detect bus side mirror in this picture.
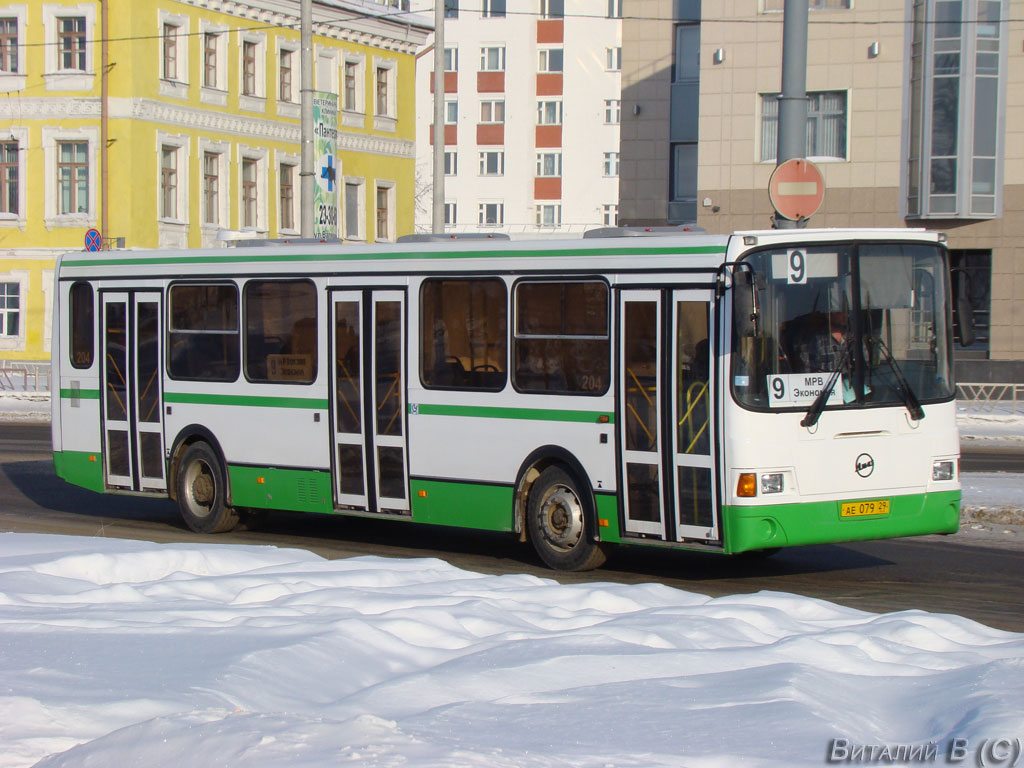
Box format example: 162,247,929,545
956,293,976,347
733,269,759,338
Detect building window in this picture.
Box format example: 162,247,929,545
538,48,563,73
279,49,293,102
0,18,17,74
605,47,621,72
445,100,458,124
444,47,458,71
607,0,622,18
344,181,363,240
343,60,360,111
160,146,178,219
535,204,562,227
203,33,219,88
907,0,1004,218
57,141,89,214
444,202,457,225
759,91,847,162
242,40,257,96
0,282,19,337
58,17,86,71
480,100,505,123
482,0,507,18
280,164,295,231
375,66,390,116
604,99,621,124
0,141,18,215
375,185,390,240
671,143,697,221
603,151,620,177
540,0,564,19
444,151,458,175
445,0,460,18
242,158,258,229
536,152,562,177
203,152,220,225
478,202,504,225
537,100,562,125
602,204,618,226
480,46,505,71
479,151,505,176
162,23,178,80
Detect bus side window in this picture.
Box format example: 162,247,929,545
420,278,507,391
168,283,240,381
513,280,609,395
69,282,94,369
244,279,318,384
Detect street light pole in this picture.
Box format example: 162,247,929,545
773,0,809,230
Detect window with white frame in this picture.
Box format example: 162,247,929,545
444,151,458,175
479,151,504,176
202,151,221,225
605,47,622,71
316,52,338,95
482,0,506,18
375,183,395,241
602,204,618,225
279,162,297,232
342,56,364,113
58,17,86,71
537,100,562,125
0,17,19,75
480,100,505,123
239,150,267,231
604,99,620,124
444,201,457,225
376,65,390,116
344,179,365,240
43,127,96,224
759,90,847,162
1,140,20,216
373,59,397,123
199,22,227,101
536,152,561,177
445,0,459,18
43,5,95,89
239,33,266,104
445,100,458,124
162,23,179,80
157,11,189,97
480,46,505,71
603,151,620,177
535,204,561,227
444,47,458,71
160,145,178,219
157,134,188,228
538,48,563,73
478,202,504,225
279,47,295,102
203,33,221,88
58,141,89,214
0,282,19,337
540,0,564,19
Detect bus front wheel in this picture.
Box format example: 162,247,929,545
527,466,606,571
176,442,239,534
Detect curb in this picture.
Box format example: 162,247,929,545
961,506,1024,526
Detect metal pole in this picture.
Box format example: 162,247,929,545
431,1,445,233
300,0,314,238
773,0,809,229
101,0,109,243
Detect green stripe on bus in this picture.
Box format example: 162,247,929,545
61,245,727,268
53,450,105,493
164,392,329,409
59,388,101,399
410,478,514,531
413,402,614,424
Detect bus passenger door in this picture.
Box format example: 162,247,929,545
330,290,409,514
101,291,167,492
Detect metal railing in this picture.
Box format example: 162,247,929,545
956,382,1024,414
0,361,51,393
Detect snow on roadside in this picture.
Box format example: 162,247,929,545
0,533,1022,768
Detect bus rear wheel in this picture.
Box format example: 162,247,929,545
176,442,238,534
527,466,606,571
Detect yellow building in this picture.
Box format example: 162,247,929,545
0,0,431,360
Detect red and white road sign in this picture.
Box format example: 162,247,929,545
769,158,824,221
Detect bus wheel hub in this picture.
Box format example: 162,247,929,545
539,486,583,549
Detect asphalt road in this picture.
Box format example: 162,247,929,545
2,424,1022,632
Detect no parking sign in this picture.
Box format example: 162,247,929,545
84,228,102,252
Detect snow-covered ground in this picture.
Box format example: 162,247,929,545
1,533,1022,768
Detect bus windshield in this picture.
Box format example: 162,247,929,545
731,242,954,413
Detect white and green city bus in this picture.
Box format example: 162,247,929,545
51,228,962,570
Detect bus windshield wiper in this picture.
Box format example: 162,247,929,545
800,340,851,428
869,336,925,421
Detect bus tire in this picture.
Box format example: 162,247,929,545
527,466,606,571
176,442,238,534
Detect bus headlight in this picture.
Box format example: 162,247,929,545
932,460,955,481
761,473,785,494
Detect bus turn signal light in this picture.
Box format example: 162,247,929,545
737,473,757,497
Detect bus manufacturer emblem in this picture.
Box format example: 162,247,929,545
855,453,875,478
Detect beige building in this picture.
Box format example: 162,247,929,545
619,0,1021,381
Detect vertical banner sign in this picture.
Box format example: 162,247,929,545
313,91,339,240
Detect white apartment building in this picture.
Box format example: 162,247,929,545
412,0,623,236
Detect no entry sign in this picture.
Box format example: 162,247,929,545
769,158,824,221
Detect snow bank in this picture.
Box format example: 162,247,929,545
1,534,1022,768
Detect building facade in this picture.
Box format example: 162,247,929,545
412,0,622,236
0,0,430,360
619,0,1021,380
